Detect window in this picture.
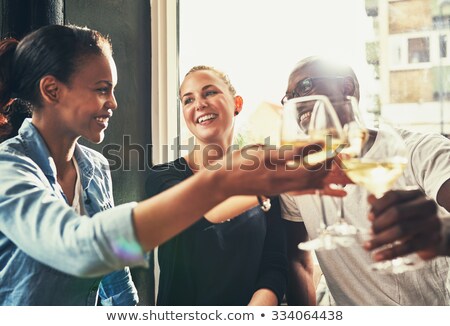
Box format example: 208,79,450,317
389,32,447,69
177,0,450,139
440,34,448,58
408,37,430,63
178,0,371,146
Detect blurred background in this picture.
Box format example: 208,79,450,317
179,0,450,147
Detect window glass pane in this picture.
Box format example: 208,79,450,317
440,34,447,58
179,0,372,147
179,0,450,140
408,37,430,63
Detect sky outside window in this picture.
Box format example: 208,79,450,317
179,0,373,129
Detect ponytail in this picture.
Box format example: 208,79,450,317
0,38,31,143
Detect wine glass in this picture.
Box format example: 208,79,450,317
281,95,347,251
324,96,368,244
339,119,426,274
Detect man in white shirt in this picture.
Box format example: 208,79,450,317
281,56,450,305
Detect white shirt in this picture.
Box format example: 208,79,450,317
72,158,85,215
281,129,450,305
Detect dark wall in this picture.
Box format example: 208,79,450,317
1,0,152,204
65,0,152,205
1,0,154,305
1,0,64,38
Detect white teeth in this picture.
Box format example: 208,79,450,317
300,111,311,122
197,114,217,124
96,117,108,123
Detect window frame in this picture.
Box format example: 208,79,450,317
389,30,450,70
151,0,180,165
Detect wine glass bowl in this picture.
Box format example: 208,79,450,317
281,95,350,251
340,156,407,199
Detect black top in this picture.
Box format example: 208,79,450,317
145,157,288,306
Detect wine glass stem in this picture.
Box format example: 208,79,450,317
335,184,345,223
318,192,329,229
338,196,345,222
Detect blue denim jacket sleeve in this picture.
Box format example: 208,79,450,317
0,151,147,277
99,267,139,306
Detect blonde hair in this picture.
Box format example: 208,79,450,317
183,65,236,96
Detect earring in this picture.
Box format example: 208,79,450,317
234,110,239,116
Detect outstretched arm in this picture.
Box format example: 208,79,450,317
204,196,259,223
0,145,332,277
135,145,332,252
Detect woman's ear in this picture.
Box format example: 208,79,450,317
39,75,60,104
343,76,356,97
234,95,243,116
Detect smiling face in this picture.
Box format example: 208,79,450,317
180,70,239,146
55,54,118,144
286,59,358,130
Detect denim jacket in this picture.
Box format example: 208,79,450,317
0,119,146,305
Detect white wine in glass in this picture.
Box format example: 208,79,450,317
341,159,407,199
340,120,425,274
281,95,345,167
